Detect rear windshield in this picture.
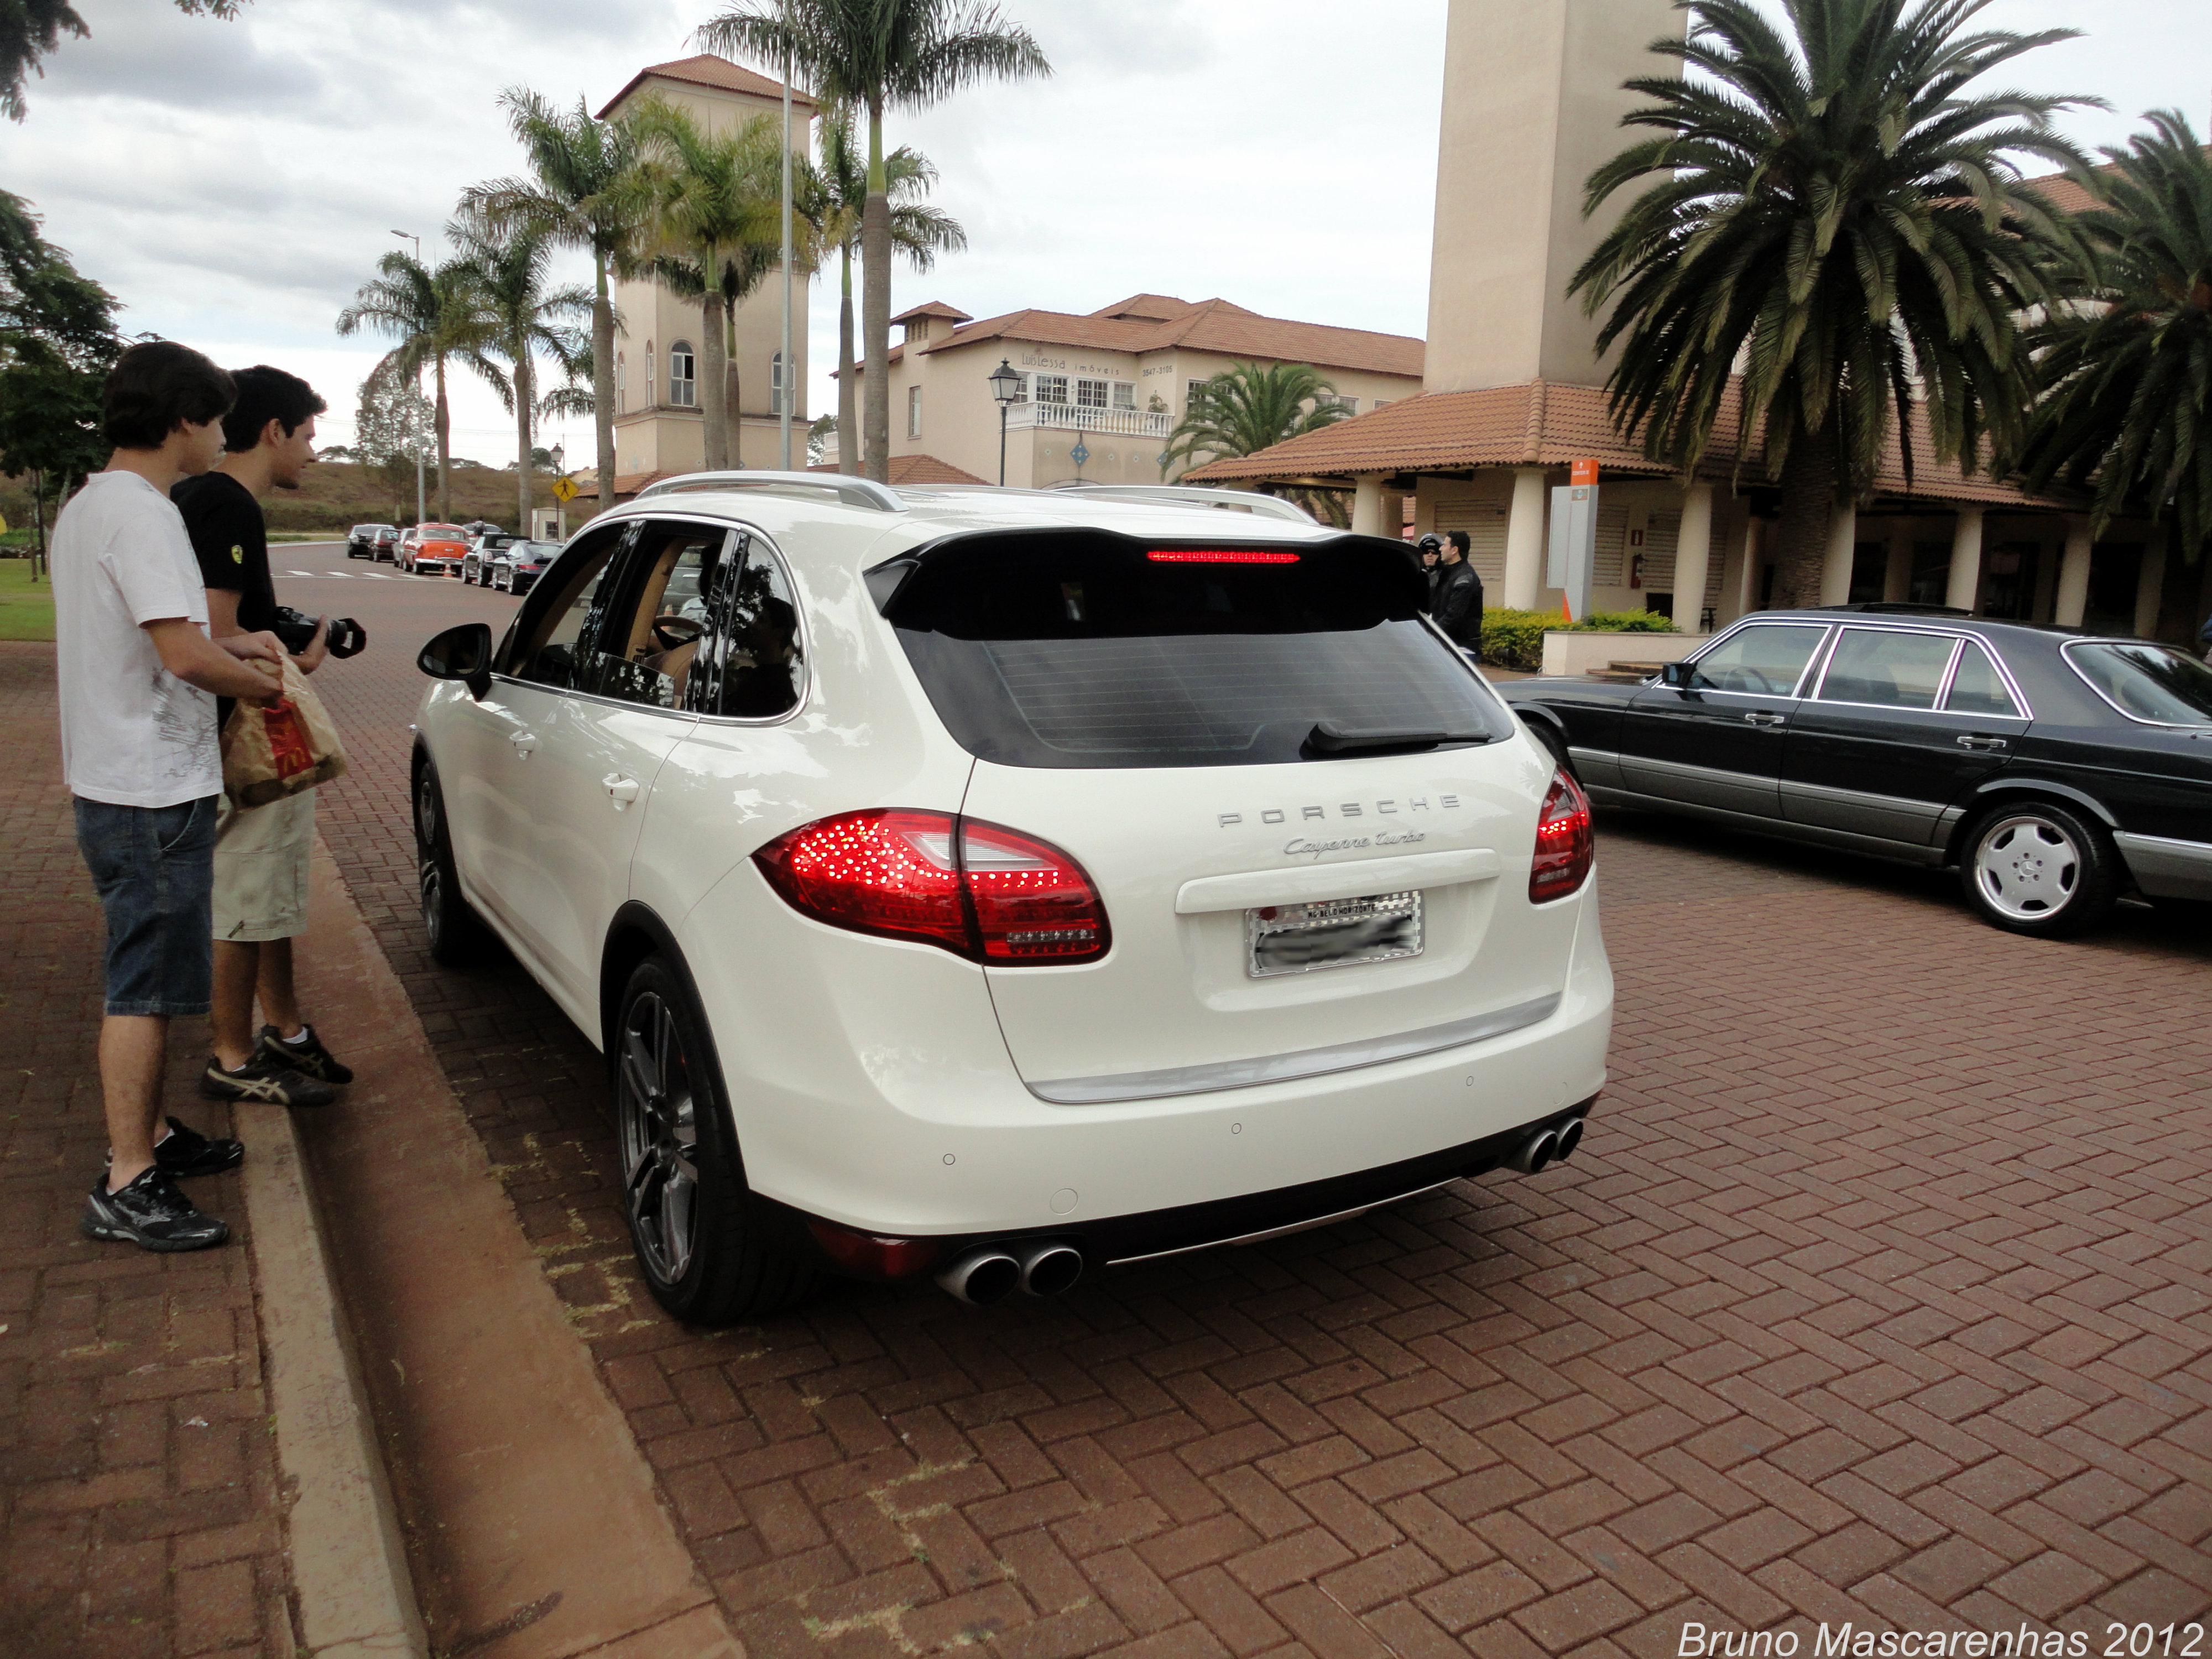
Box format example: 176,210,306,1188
2067,640,2212,727
882,530,1514,768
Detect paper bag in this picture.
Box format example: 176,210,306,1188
221,656,349,807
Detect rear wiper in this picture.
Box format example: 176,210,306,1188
1306,720,1491,754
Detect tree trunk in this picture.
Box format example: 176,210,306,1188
725,297,742,468
838,239,858,475
1770,429,1837,610
516,345,534,534
700,281,728,472
434,355,452,523
861,97,890,484
593,250,616,518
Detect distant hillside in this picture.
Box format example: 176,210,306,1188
263,461,571,534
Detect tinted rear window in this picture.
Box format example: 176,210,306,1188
2068,641,2212,727
883,530,1513,768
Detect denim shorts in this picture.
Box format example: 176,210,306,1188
73,795,219,1018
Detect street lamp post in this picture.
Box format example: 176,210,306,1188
390,229,420,262
550,442,567,538
988,358,1022,487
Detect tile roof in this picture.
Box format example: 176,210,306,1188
597,55,816,121
1182,381,2079,509
851,296,1423,382
892,301,973,325
2023,143,2212,217
808,453,988,486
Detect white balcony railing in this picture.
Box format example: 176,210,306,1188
1006,402,1173,438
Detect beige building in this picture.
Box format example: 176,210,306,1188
1189,0,2211,648
843,294,1423,488
594,55,814,489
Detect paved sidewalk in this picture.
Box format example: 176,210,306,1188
307,576,2212,1659
0,642,295,1659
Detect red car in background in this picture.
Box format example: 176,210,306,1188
403,523,471,576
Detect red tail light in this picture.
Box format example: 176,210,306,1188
754,810,1109,964
1529,770,1594,903
1146,549,1300,565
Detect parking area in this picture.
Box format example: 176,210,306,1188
288,550,2212,1657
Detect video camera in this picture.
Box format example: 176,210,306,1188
272,606,367,660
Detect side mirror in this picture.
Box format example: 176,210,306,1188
419,622,494,700
1659,660,1697,689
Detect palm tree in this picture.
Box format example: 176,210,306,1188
337,251,502,521
1161,362,1355,479
652,242,779,467
807,107,964,473
461,89,645,521
696,0,1048,483
622,98,791,471
2015,111,2212,574
450,220,593,530
1568,0,2094,607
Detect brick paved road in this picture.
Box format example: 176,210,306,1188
0,643,294,1659
299,549,2212,1658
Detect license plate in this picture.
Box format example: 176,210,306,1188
1248,890,1423,978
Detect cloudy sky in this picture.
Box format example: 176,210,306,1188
4,0,2205,469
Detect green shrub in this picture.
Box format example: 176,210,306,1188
1474,606,1681,671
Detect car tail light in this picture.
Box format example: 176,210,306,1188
754,810,1109,965
1529,770,1594,903
1145,549,1300,565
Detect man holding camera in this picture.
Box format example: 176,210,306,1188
174,366,357,1106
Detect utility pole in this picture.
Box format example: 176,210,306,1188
779,16,795,471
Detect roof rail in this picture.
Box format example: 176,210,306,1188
635,470,907,513
1042,482,1314,525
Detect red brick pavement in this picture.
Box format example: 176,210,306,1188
0,643,294,1659
298,564,2212,1658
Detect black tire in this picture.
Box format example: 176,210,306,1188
413,757,491,965
1958,799,2120,938
613,958,822,1322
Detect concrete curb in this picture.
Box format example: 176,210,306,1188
237,1097,430,1659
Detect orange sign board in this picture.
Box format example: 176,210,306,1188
1569,458,1599,487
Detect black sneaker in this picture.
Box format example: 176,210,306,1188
254,1023,353,1086
81,1166,229,1252
105,1117,245,1180
200,1055,337,1108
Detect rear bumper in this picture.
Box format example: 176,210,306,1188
2116,832,2212,901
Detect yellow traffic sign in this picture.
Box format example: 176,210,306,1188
551,476,578,504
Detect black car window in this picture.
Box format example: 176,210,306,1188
2067,641,2212,727
585,522,734,711
1688,624,1829,695
1817,628,1957,709
695,538,805,719
1943,641,2021,717
505,523,630,688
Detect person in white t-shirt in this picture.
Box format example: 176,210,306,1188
53,341,289,1253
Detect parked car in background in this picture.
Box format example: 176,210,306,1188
1499,604,2212,938
460,519,502,541
462,533,516,586
404,523,471,577
347,523,397,561
410,473,1611,1321
394,528,420,567
490,539,560,594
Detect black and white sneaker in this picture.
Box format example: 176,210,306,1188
81,1166,229,1252
105,1117,246,1180
200,1055,337,1108
254,1024,353,1086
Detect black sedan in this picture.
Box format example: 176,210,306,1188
490,539,560,594
1499,604,2212,937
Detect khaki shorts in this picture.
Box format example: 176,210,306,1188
213,790,314,942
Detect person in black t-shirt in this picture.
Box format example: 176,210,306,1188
174,366,354,1109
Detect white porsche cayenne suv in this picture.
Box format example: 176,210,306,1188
411,474,1613,1320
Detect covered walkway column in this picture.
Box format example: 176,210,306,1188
1503,467,1548,610
1884,519,1912,602
1946,507,1985,613
2135,538,2168,639
1350,473,1385,537
2054,516,2093,626
1675,481,1714,631
1820,502,1856,606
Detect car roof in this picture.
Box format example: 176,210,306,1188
1747,607,2084,646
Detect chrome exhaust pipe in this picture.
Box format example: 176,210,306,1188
936,1248,1020,1306
1014,1240,1084,1298
1551,1118,1584,1161
1507,1128,1559,1175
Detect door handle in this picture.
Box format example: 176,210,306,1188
1957,735,2008,752
1743,712,1786,727
509,733,536,757
604,775,641,807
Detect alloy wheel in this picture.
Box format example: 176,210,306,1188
618,991,700,1287
1972,814,2080,920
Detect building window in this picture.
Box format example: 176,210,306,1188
1319,393,1357,415
646,340,655,406
770,351,785,416
1034,374,1068,404
1371,398,1392,410
1075,378,1108,409
668,341,696,408
1110,382,1135,410
617,352,626,414
907,384,922,439
1186,378,1209,412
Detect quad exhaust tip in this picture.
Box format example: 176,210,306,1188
937,1239,1085,1305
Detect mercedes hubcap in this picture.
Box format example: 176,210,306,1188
1974,816,2079,920
618,992,700,1286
